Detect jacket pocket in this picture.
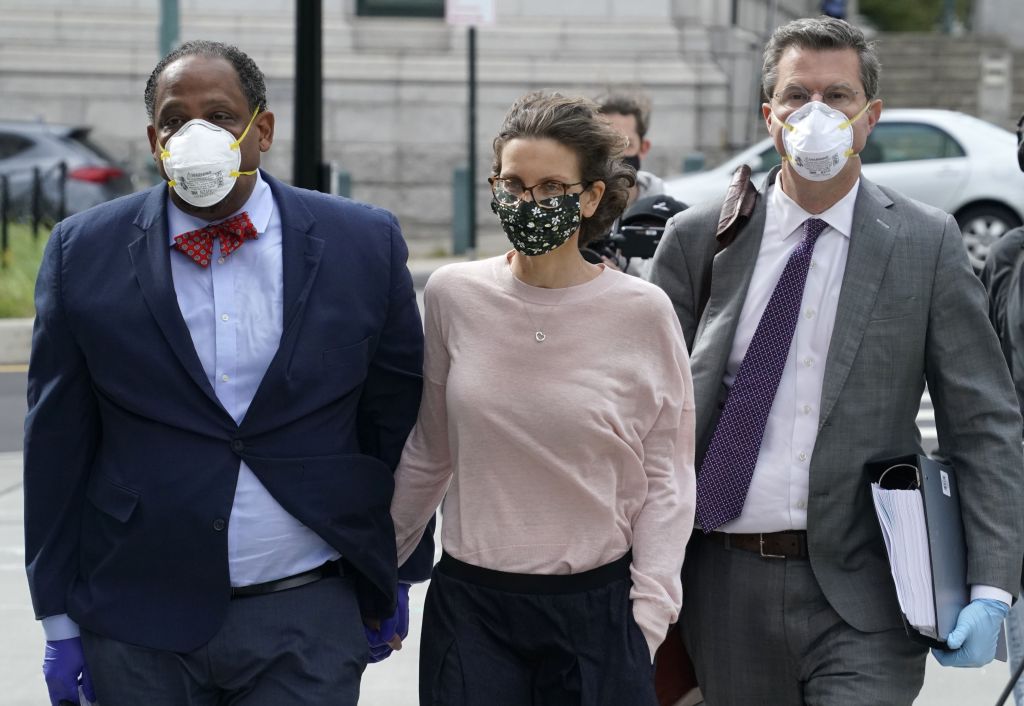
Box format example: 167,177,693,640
322,337,370,369
86,475,139,523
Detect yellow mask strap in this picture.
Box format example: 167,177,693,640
837,100,874,130
771,111,796,133
155,133,170,161
230,107,261,150
166,168,257,189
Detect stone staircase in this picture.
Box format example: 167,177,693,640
875,32,1022,130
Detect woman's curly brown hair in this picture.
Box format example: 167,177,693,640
491,91,636,246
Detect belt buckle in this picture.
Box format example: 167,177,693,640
759,533,786,559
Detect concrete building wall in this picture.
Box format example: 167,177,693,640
0,0,817,253
975,0,1024,50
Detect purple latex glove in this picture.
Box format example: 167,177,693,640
932,598,1009,668
364,583,410,663
42,636,95,705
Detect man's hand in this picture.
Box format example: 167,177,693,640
932,598,1009,668
363,583,411,663
42,636,95,705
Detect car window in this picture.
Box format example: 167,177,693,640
0,133,33,160
863,122,965,164
65,133,116,162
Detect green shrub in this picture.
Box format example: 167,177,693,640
0,223,48,318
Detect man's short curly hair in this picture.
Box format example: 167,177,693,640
144,40,267,120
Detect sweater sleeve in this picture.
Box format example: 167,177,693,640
392,275,454,567
629,301,697,661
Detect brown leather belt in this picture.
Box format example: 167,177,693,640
708,531,808,559
230,559,343,598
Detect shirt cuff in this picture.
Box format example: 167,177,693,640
41,614,80,641
971,585,1012,606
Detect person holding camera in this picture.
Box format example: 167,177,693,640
586,94,679,278
389,91,696,705
598,93,666,205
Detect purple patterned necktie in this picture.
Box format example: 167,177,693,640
695,217,828,532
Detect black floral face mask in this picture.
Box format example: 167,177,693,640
490,194,582,256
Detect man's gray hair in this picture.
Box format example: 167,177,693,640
762,16,880,102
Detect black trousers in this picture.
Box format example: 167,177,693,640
419,552,656,706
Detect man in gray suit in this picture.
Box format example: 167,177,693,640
651,17,1024,705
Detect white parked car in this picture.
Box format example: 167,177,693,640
665,109,1024,268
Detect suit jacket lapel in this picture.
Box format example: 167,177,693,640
128,186,231,418
692,171,770,446
241,173,325,429
819,178,898,428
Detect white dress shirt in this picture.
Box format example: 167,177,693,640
717,179,857,533
167,173,338,587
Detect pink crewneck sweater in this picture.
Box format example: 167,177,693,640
392,253,696,658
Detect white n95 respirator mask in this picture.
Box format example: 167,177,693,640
158,108,260,207
773,101,871,182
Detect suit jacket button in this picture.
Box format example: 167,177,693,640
231,440,244,452
213,518,226,531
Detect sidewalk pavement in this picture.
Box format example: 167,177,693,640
0,450,1015,705
0,255,464,366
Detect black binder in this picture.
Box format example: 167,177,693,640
866,454,970,650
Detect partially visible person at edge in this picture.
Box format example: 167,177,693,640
979,111,1024,706
650,16,1024,706
589,92,667,278
24,40,432,706
598,92,666,206
390,91,696,706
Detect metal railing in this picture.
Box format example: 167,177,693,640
0,161,67,268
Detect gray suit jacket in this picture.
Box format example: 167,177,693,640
651,167,1024,633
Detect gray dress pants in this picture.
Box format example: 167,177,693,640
680,532,928,706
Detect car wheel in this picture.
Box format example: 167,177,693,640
956,204,1022,270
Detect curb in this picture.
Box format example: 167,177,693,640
0,259,459,366
0,318,32,366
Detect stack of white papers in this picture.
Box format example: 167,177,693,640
870,483,938,638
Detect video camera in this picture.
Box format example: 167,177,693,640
582,193,687,264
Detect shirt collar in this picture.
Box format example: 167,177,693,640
167,171,273,245
769,177,860,242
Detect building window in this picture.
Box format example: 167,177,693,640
356,0,444,17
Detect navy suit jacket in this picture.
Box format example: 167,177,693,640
24,171,433,652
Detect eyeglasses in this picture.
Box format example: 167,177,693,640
489,177,589,210
772,85,864,112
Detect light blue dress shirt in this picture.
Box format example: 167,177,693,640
166,172,338,588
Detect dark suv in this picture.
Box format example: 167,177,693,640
0,121,135,223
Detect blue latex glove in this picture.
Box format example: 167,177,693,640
931,598,1009,667
42,636,96,705
364,583,410,663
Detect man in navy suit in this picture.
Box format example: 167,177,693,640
24,40,431,706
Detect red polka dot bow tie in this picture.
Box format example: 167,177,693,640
172,212,258,268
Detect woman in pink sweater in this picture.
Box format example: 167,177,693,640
391,91,696,706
